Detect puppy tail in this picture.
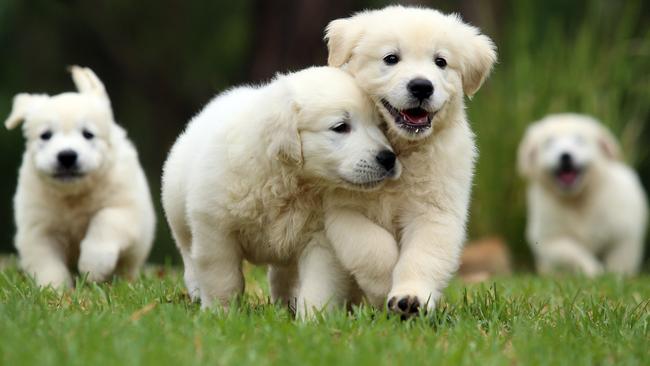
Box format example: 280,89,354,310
69,65,108,98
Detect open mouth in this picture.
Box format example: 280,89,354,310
554,166,582,189
381,99,435,134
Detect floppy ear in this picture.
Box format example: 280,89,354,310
460,32,497,97
4,93,48,130
517,125,538,178
596,125,622,160
69,65,108,99
325,17,365,67
266,97,303,166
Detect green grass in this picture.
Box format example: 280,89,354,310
1,261,648,366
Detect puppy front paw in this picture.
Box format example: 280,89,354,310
33,267,73,289
387,287,438,319
387,295,422,318
78,246,119,283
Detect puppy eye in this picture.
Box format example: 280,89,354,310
330,122,351,134
434,57,447,68
40,131,53,141
82,129,95,140
383,54,400,66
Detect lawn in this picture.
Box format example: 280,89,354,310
0,260,648,366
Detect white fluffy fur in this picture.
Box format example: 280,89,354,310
161,66,399,318
518,113,647,276
4,66,155,288
324,5,496,316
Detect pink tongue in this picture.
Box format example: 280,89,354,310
400,110,429,125
558,171,577,185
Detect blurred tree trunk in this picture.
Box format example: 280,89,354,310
248,0,354,80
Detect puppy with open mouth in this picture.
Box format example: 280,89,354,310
4,66,156,288
324,5,497,316
518,114,647,276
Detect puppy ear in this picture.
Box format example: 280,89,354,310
4,93,48,130
325,17,364,67
266,96,303,166
596,125,622,160
460,32,497,97
69,65,108,99
517,124,538,178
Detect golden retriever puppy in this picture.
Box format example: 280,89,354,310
518,113,647,276
161,67,400,318
324,5,496,316
4,66,156,288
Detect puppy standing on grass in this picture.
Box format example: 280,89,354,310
162,67,400,318
4,66,156,288
518,114,647,276
324,6,497,317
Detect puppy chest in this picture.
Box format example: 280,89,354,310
236,206,320,264
542,207,613,252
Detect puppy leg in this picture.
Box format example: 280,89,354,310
180,248,200,301
78,208,135,283
17,231,72,288
388,214,464,317
296,233,351,320
534,238,603,277
190,221,244,309
603,238,643,275
325,208,398,307
268,264,298,307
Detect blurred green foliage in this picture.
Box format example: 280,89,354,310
0,0,648,268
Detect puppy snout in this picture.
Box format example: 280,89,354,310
407,78,433,100
560,152,573,167
57,150,78,169
376,150,396,172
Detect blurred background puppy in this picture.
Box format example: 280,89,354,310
518,114,647,276
4,66,155,288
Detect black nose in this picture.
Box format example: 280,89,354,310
407,78,433,100
376,150,396,172
57,150,78,169
560,152,572,166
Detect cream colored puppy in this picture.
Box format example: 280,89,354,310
5,66,156,288
518,114,647,276
325,5,496,316
161,66,400,317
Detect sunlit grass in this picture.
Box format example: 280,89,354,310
1,261,648,366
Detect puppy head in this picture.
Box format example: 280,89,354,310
325,6,496,141
4,66,116,185
266,66,401,190
517,113,621,196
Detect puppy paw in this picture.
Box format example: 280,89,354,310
387,295,422,318
78,246,119,283
33,267,73,289
387,287,438,319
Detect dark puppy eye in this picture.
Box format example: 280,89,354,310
40,131,53,141
331,122,351,134
434,57,447,68
82,129,95,140
383,54,400,65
